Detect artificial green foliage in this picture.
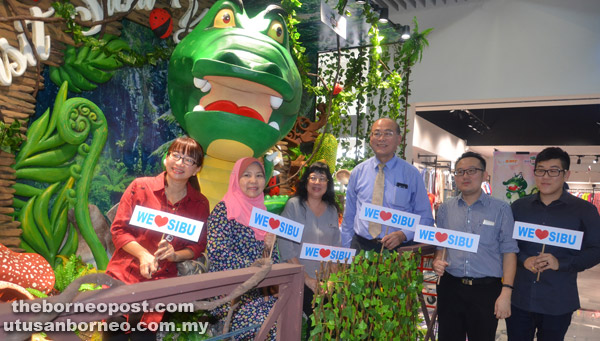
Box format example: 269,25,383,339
311,133,338,173
163,311,212,341
311,250,424,340
12,82,109,269
89,157,135,214
49,35,130,93
0,120,25,154
26,288,49,298
53,254,98,292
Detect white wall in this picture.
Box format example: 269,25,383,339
411,115,467,164
391,0,600,103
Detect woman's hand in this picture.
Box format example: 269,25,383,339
264,233,276,248
305,277,319,292
154,239,177,262
139,252,159,279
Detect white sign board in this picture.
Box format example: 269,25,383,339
300,243,356,264
129,205,204,242
359,203,420,232
249,207,304,243
414,225,480,253
512,221,583,250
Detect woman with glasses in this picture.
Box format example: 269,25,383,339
105,136,209,340
277,161,341,337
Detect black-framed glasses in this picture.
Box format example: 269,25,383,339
533,168,565,177
454,168,484,176
168,152,196,166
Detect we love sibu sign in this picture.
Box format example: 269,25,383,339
512,221,583,250
129,205,204,242
300,243,356,264
249,207,304,242
359,203,421,232
414,225,480,253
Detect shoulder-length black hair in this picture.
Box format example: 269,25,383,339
167,136,204,192
295,162,340,212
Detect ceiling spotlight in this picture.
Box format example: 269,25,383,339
356,0,366,4
577,156,582,164
378,7,389,23
595,156,599,164
401,25,411,40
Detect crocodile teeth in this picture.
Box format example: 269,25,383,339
268,121,280,131
193,105,205,112
193,78,212,92
270,96,283,110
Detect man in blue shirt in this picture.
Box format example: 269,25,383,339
341,118,434,251
507,147,600,340
433,152,518,341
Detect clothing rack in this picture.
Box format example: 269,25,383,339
417,154,451,191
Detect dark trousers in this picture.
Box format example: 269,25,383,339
102,313,157,341
303,284,315,341
436,273,502,341
351,234,414,253
506,304,572,341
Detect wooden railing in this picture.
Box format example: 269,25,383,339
0,263,304,341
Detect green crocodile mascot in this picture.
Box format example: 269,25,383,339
502,172,538,201
168,0,302,208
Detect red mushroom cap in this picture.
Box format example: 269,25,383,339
0,244,55,294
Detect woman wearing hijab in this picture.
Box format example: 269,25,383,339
207,157,278,340
277,161,341,337
105,136,209,340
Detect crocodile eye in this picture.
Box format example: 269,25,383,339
214,9,236,28
267,20,285,44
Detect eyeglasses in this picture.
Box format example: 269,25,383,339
308,175,328,183
533,168,565,177
371,130,396,138
168,152,196,166
454,168,484,176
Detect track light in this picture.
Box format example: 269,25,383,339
595,156,599,164
577,156,582,164
378,7,389,23
401,25,411,40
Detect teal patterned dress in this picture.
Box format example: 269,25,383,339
207,201,279,340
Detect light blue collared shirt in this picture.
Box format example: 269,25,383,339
341,155,435,247
436,191,519,278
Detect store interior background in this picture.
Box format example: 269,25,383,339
379,0,600,188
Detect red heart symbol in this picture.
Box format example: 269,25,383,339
269,218,280,229
319,249,331,258
155,215,169,227
435,232,448,243
380,211,392,221
535,229,549,240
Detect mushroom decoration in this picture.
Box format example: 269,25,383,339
0,244,55,294
0,281,34,302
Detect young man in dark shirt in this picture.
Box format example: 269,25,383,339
507,147,600,340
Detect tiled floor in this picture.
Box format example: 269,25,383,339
495,264,600,340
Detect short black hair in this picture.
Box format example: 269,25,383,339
456,151,486,170
535,147,570,170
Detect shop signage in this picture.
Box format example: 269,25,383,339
512,221,583,250
359,203,420,232
414,225,480,252
129,205,204,242
300,243,356,264
249,207,304,242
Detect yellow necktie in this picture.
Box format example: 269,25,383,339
368,164,385,239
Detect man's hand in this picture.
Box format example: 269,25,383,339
139,252,159,279
534,253,559,272
381,231,406,250
432,258,449,277
494,289,512,319
524,256,539,274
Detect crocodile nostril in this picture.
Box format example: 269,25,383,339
254,63,282,78
217,52,246,67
